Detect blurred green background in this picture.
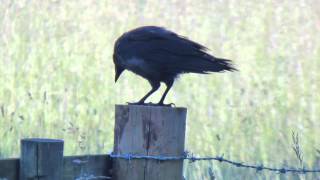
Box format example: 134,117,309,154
0,0,319,179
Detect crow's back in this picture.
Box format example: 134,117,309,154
113,26,236,81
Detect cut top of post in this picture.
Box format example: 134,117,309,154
22,138,64,143
116,104,187,111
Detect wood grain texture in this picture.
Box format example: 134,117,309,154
0,158,19,180
113,105,187,180
63,154,112,180
20,138,64,180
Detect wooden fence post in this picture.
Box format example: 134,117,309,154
20,138,64,180
113,105,187,180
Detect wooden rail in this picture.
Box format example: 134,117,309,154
0,150,111,180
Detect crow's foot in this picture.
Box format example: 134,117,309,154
127,102,156,106
127,102,146,105
127,102,175,107
156,102,175,107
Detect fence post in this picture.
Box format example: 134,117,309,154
20,138,64,180
113,105,187,180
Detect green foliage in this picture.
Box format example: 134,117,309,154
0,0,319,179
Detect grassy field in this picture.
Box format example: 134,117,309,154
0,0,320,179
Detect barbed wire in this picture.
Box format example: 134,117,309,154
110,152,320,174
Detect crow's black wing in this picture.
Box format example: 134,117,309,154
123,26,208,56
117,26,236,74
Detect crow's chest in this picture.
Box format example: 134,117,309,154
123,57,160,80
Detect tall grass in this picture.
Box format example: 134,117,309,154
0,0,319,179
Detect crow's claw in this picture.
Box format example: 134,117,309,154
157,103,175,107
127,102,145,105
127,102,175,107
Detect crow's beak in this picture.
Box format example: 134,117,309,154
115,65,124,83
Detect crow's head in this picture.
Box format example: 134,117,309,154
113,53,124,83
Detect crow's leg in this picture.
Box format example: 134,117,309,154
128,81,160,105
157,80,174,106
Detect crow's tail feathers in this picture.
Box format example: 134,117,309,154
165,55,237,74
209,58,238,72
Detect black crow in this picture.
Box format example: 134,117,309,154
113,26,237,106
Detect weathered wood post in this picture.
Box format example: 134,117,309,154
20,138,64,180
113,105,187,180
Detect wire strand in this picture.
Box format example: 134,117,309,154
110,152,320,174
